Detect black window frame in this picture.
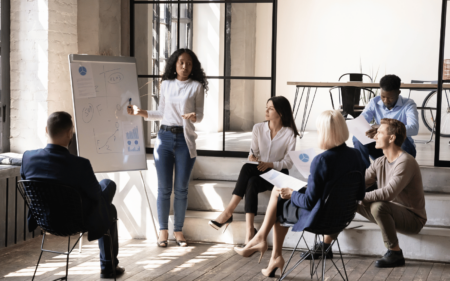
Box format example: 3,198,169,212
1,0,10,153
131,0,278,158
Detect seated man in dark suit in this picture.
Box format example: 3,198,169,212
21,111,125,278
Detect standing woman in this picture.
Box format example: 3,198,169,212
127,49,208,247
209,96,299,245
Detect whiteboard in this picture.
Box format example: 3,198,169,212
69,54,147,173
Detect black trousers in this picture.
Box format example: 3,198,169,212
232,163,288,215
97,179,119,272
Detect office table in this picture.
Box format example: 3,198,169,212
288,81,450,138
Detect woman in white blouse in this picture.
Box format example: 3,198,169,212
209,96,299,245
127,49,207,248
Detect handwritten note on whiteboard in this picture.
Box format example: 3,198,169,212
71,63,96,99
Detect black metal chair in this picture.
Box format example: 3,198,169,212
329,73,375,119
329,86,376,119
17,180,116,281
279,171,364,281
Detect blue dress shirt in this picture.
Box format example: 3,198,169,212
361,95,419,144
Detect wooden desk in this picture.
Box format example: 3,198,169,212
288,81,450,138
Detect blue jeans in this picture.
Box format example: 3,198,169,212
154,129,196,232
352,136,417,168
97,179,119,272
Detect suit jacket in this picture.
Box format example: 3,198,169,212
21,144,112,241
290,143,366,232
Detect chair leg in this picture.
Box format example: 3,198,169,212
279,231,307,281
79,233,83,253
64,235,70,281
32,232,47,281
107,230,117,281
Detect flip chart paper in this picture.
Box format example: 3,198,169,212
289,148,316,178
260,170,307,189
71,63,96,99
346,114,375,145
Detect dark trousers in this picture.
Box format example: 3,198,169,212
97,179,119,272
352,136,417,168
232,163,288,215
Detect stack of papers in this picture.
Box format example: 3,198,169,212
346,115,375,145
260,169,307,189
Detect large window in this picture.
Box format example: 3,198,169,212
131,0,277,157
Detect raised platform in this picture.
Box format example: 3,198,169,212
183,154,450,262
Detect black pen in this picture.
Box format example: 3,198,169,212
251,148,258,162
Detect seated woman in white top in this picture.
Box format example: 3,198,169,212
209,96,299,244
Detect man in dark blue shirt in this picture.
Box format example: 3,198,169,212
21,112,124,278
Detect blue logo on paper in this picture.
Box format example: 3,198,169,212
127,141,131,145
299,154,310,163
135,140,138,145
79,66,87,76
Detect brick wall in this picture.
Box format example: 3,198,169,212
10,0,77,153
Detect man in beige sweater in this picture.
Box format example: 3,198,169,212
357,118,426,268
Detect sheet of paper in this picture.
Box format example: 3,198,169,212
243,161,259,165
122,122,142,155
289,148,316,178
260,169,307,189
71,63,96,99
346,114,375,145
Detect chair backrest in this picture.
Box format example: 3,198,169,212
18,180,86,236
338,73,373,83
329,86,376,118
306,171,364,235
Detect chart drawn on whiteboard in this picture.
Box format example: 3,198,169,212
93,122,123,154
123,122,141,155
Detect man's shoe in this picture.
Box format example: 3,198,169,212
100,266,125,279
375,250,405,268
300,242,333,260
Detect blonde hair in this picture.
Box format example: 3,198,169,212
316,110,349,150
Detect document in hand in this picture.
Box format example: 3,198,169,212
288,148,316,178
346,115,376,145
260,169,307,189
242,161,259,165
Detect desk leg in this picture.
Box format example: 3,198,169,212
295,87,317,139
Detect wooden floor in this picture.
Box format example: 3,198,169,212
1,235,450,281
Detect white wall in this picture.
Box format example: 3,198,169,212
276,0,450,133
10,0,77,153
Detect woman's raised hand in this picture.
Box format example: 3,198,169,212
127,105,147,118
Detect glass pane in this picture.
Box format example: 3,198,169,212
195,78,224,151
138,78,159,148
225,79,271,151
228,3,272,77
192,3,224,77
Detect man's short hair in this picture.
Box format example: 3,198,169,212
380,74,401,92
380,118,406,147
47,112,73,138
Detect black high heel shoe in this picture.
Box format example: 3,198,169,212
208,215,233,233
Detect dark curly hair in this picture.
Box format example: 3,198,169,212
380,74,401,92
162,48,208,92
